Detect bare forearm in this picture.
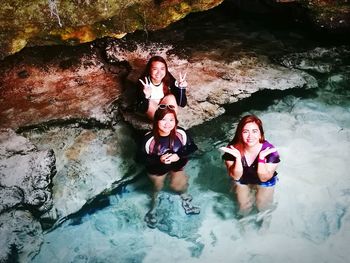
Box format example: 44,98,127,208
226,161,243,180
257,161,278,182
257,164,272,182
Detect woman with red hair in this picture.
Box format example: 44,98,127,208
221,115,280,216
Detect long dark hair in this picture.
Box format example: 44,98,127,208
152,107,179,152
230,115,265,155
140,56,173,95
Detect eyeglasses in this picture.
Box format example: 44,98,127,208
158,104,176,110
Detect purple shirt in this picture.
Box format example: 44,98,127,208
222,140,280,185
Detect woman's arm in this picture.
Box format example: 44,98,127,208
169,74,187,107
222,146,243,180
257,147,279,182
175,130,198,158
225,159,243,181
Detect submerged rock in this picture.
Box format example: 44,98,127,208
0,125,143,261
20,123,143,219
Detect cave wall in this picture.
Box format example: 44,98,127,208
0,0,349,60
0,0,224,59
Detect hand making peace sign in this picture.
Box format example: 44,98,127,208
177,72,188,88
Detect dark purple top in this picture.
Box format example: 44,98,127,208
222,140,280,185
139,127,197,175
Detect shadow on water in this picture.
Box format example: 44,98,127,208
51,170,151,230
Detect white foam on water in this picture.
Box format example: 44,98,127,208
32,86,350,263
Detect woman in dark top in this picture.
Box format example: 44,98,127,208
136,56,188,119
221,115,280,216
140,105,199,228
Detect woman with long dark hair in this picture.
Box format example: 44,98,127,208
140,105,199,228
136,56,188,119
221,115,281,216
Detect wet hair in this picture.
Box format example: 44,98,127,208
141,55,173,95
230,114,265,155
152,107,179,152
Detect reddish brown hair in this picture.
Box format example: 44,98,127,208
230,115,265,155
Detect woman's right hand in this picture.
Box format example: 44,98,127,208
219,145,241,159
139,77,152,99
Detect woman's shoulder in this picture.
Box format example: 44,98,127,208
262,140,276,149
143,130,154,141
175,127,188,144
262,140,281,162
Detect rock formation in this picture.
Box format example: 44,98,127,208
0,0,224,59
0,1,349,59
0,129,56,262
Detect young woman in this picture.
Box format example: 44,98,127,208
136,56,188,119
221,115,280,216
140,105,199,228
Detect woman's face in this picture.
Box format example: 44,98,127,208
150,61,166,84
242,122,261,147
158,113,176,136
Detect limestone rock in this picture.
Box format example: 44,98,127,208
0,128,56,262
0,128,56,214
0,44,125,130
21,123,143,219
0,0,224,59
0,210,43,263
278,46,350,73
104,39,316,129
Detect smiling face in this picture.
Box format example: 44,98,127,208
158,113,176,136
150,61,166,85
242,122,261,147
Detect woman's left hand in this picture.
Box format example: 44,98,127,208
178,72,187,88
259,147,277,160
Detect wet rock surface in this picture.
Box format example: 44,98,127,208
0,129,56,262
20,123,142,219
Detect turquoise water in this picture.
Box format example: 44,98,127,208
31,7,350,263
32,48,350,262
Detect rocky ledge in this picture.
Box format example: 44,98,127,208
0,129,56,262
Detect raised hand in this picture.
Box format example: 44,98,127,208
139,77,152,98
259,147,277,160
178,72,188,88
219,145,241,159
